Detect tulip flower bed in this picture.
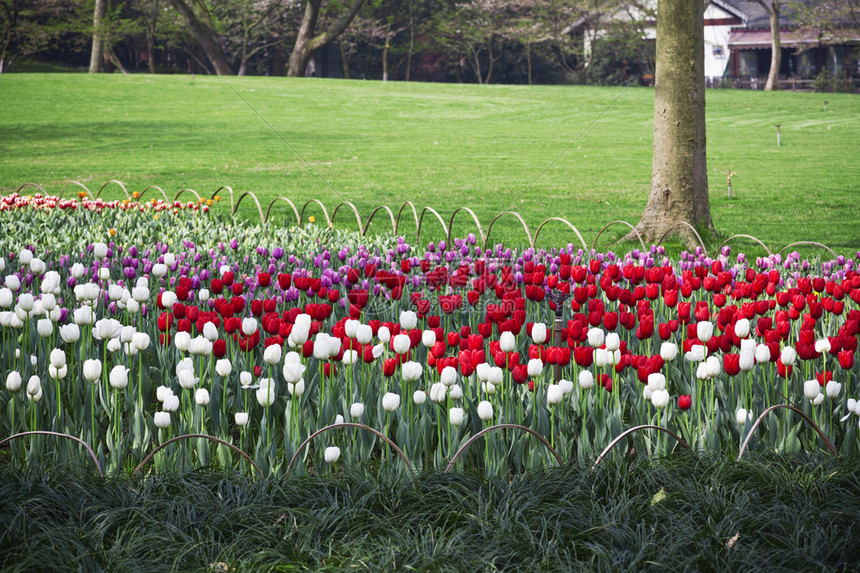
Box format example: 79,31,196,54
2,192,860,478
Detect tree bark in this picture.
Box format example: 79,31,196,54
287,0,366,77
89,0,106,73
764,1,781,90
631,0,713,246
169,0,233,75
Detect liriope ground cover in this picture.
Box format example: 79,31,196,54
1,454,859,572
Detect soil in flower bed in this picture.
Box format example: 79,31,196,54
1,453,858,572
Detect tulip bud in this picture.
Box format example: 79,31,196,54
350,402,365,418
412,390,427,405
651,389,670,408
92,242,108,260
578,370,595,390
605,332,620,351
195,388,210,406
448,407,465,426
499,331,516,352
154,412,171,428
660,342,678,362
736,408,751,426
235,412,249,426
477,400,494,421
324,446,341,463
587,328,605,348
382,392,400,412
531,322,547,344
804,379,821,400
109,365,129,389
83,359,102,381
6,371,22,391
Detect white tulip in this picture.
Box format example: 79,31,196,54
546,384,563,405
132,285,150,302
377,326,391,344
17,293,34,312
39,293,56,312
532,322,548,344
605,332,620,352
235,412,249,426
482,382,496,394
355,324,373,344
400,310,418,330
780,346,796,366
73,306,93,326
826,380,842,399
684,345,706,362
174,331,191,352
344,319,360,339
815,339,832,354
527,358,543,377
643,386,653,401
382,392,401,412
151,263,168,278
696,321,714,343
109,365,129,389
487,367,503,385
256,379,277,406
402,361,423,382
287,379,305,396
578,370,595,390
83,359,102,381
477,400,494,421
215,359,232,377
651,389,670,409
735,319,751,339
19,249,33,265
342,349,358,365
739,349,755,372
4,275,20,292
240,371,252,387
48,364,68,380
195,388,210,406
156,385,173,402
594,348,611,368
755,344,771,364
282,361,306,384
36,318,52,338
178,369,198,389
202,321,219,341
108,284,124,302
197,289,210,302
499,331,516,352
804,379,821,400
27,386,43,402
26,375,41,397
163,394,180,412
241,317,257,336
647,373,666,392
422,330,436,348
189,336,212,357
587,328,605,348
163,253,176,268
120,326,135,344
5,371,22,391
92,242,108,260
448,407,465,426
29,258,46,275
350,402,365,418
559,378,574,395
411,389,426,405
49,348,66,369
392,333,411,355
429,382,447,403
154,412,171,428
476,362,490,382
440,366,457,386
660,342,678,362
263,343,282,365
0,288,12,307
736,408,751,426
132,332,151,351
126,299,140,314
449,385,463,400
324,446,341,464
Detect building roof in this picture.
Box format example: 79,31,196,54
720,0,822,30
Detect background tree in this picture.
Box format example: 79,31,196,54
169,0,232,74
1,0,73,72
751,0,781,91
286,0,367,76
631,0,713,245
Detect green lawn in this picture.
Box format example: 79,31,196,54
1,73,858,254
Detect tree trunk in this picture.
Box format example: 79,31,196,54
631,0,713,246
287,0,366,77
406,0,414,81
764,1,781,90
89,0,106,73
169,0,233,75
382,29,391,81
526,42,532,85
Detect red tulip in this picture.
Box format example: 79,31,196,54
838,350,854,370
678,395,692,410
